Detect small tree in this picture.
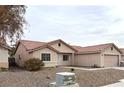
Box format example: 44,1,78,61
0,5,27,45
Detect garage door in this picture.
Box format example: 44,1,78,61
104,55,119,67
75,54,100,67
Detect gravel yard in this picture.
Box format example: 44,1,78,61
0,66,124,87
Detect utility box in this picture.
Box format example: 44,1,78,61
49,72,79,87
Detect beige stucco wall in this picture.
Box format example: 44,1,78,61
14,43,32,67
75,53,101,67
121,55,124,61
102,46,120,55
32,48,58,67
101,46,121,67
57,54,72,66
0,48,9,68
51,42,75,53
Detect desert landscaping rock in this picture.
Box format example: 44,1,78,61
0,66,124,87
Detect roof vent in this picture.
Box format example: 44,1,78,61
58,43,61,47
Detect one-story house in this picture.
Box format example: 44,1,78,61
14,39,122,67
0,44,10,68
14,39,76,67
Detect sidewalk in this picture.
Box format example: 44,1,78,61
64,66,124,71
64,66,112,71
103,82,124,87
113,67,124,70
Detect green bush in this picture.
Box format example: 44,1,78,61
0,67,8,72
24,58,44,71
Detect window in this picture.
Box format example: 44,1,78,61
58,43,61,47
111,47,113,51
41,53,51,61
63,55,69,61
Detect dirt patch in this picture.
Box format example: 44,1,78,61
0,66,124,87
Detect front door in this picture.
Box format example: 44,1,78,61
57,54,71,65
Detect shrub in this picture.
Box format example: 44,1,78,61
0,67,8,72
70,68,75,72
24,58,44,71
92,64,100,68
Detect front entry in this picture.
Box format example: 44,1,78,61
57,54,72,65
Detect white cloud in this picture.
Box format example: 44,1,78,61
23,5,124,47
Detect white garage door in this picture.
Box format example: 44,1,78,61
104,55,119,67
75,54,100,67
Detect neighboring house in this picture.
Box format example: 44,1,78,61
14,39,122,67
0,44,10,68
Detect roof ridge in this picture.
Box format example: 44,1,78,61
47,39,62,44
72,43,114,48
72,43,116,54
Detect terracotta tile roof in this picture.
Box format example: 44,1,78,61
19,40,121,54
20,40,46,50
0,44,11,50
19,39,77,52
0,37,11,50
72,43,114,53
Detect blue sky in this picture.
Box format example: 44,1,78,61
23,5,124,47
